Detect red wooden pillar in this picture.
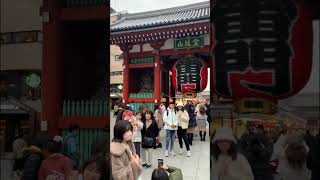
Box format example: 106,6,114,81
122,52,129,103
41,0,62,136
210,57,214,104
210,25,215,104
151,41,165,104
120,45,132,104
154,50,161,104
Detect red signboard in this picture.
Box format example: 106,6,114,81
212,0,313,100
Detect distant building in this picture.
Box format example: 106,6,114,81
0,0,42,101
110,8,124,105
0,0,42,154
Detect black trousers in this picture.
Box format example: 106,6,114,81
134,142,141,157
177,126,190,151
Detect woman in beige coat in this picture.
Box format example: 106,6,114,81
176,103,191,157
111,120,143,180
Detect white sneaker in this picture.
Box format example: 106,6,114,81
165,150,169,157
170,151,176,156
187,151,191,157
179,149,183,155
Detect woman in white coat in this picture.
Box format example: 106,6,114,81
163,102,178,157
211,127,254,180
276,133,311,180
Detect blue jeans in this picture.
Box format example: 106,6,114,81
166,130,176,151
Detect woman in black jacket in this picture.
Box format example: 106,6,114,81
185,101,197,145
141,110,159,169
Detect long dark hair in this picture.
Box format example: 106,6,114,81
285,142,307,170
113,120,133,143
199,106,206,115
144,110,154,120
212,141,238,161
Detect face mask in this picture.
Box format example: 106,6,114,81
123,131,132,142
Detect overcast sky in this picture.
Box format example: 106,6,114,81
111,0,208,13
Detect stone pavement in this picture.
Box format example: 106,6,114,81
110,113,210,180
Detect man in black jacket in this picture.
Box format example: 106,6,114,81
239,125,274,180
21,133,48,180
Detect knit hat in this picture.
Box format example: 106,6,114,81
212,127,237,143
176,103,184,107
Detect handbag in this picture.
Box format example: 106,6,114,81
142,136,154,148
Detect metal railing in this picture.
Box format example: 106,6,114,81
63,100,108,117
129,92,154,98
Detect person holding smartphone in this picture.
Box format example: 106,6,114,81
130,112,144,158
151,160,183,180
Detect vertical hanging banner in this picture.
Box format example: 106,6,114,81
212,0,313,100
172,55,208,94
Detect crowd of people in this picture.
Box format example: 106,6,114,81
11,124,109,180
211,123,320,180
111,100,211,180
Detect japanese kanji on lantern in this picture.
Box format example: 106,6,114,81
212,0,313,101
172,55,208,94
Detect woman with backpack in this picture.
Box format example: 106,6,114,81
163,102,178,157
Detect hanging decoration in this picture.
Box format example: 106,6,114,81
172,55,208,94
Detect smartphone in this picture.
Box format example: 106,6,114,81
157,158,164,167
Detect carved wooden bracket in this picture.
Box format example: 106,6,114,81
119,44,133,53
150,40,166,50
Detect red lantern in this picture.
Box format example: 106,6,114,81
172,56,208,94
212,0,313,100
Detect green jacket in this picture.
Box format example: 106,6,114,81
167,166,183,180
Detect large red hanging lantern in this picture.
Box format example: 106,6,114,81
212,0,313,100
172,56,208,94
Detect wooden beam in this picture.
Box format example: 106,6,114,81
59,117,109,129
159,46,210,56
128,98,155,103
128,62,155,69
60,6,107,21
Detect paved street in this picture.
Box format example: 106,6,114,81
110,113,210,180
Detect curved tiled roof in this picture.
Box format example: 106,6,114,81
111,1,210,32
